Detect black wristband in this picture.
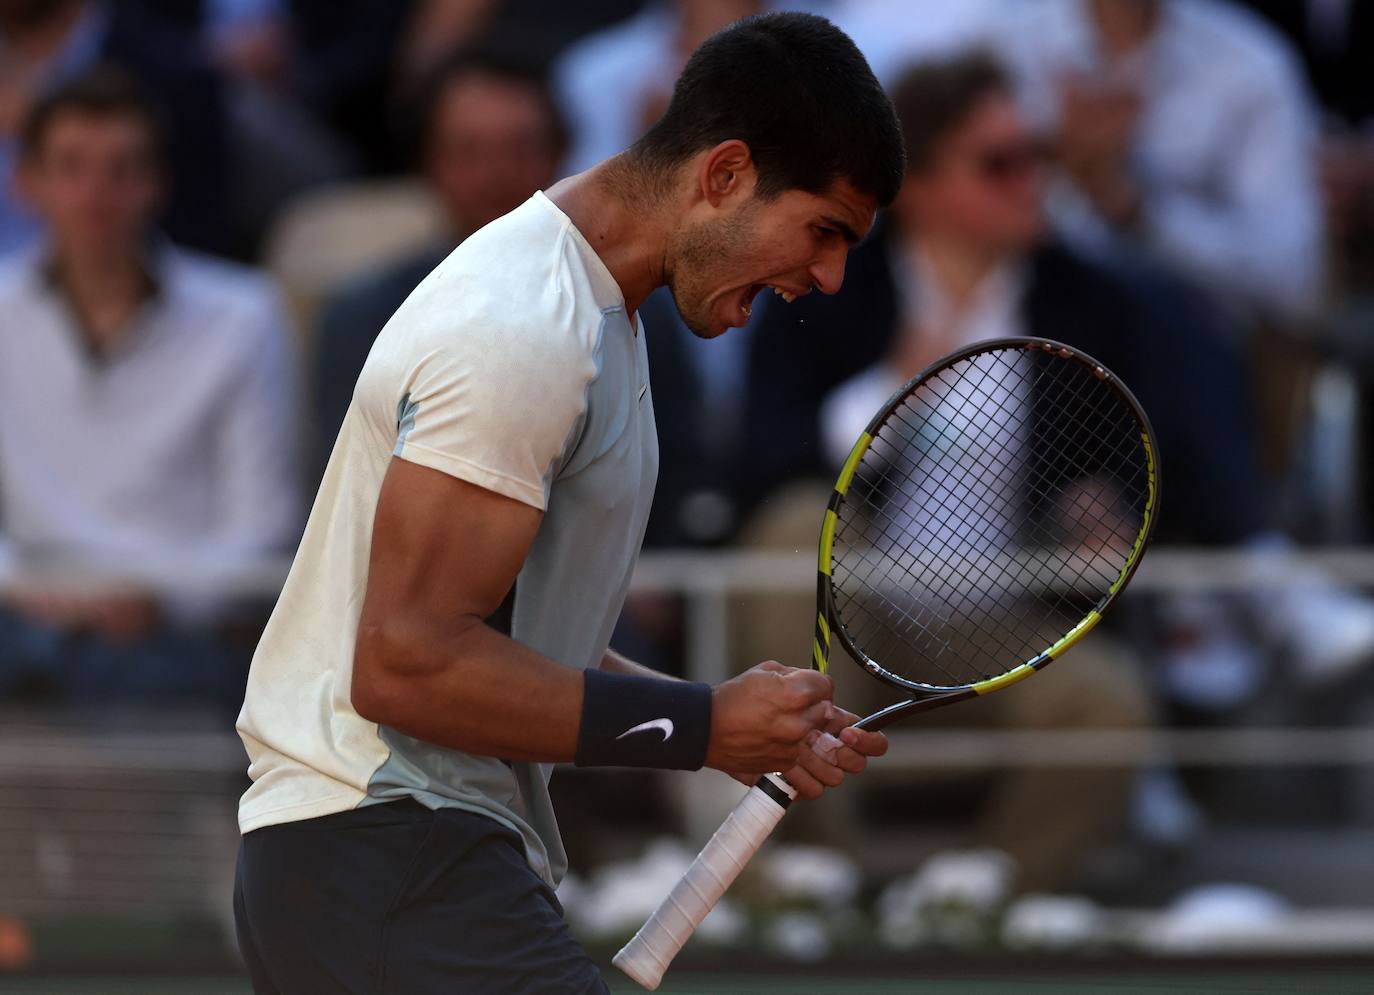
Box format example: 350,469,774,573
574,668,712,770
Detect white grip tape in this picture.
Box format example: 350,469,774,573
613,774,797,990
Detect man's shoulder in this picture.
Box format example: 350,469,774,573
1029,241,1133,300
0,250,35,301
1173,0,1306,91
166,247,281,312
405,198,615,345
161,248,291,357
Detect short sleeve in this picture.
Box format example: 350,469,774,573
392,333,594,511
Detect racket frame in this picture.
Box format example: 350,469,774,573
613,337,1160,989
812,336,1160,730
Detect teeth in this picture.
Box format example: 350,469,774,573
770,286,797,303
741,302,751,317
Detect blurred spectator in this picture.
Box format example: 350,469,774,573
0,0,231,255
0,70,299,707
828,0,1005,87
202,0,360,259
394,0,650,99
998,0,1324,324
1235,0,1374,290
273,0,417,174
312,48,567,477
394,0,503,93
553,0,766,175
1234,0,1374,127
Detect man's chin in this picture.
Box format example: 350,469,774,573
679,309,727,340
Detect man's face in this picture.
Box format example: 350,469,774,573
18,112,161,250
667,174,876,338
427,72,562,234
897,93,1046,254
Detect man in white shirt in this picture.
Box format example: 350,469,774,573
0,68,299,705
235,13,904,994
999,0,1324,322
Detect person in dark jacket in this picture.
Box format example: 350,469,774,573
744,52,1374,702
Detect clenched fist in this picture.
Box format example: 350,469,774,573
704,660,835,776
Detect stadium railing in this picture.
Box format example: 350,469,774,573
3,548,1374,941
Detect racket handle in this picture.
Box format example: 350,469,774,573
613,773,797,990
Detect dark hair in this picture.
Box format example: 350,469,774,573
629,12,905,206
890,52,1012,173
408,45,569,165
19,65,164,160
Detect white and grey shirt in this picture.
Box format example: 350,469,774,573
236,193,659,888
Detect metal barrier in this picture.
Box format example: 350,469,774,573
2,548,1374,929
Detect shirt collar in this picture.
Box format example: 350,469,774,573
1075,0,1180,87
31,235,174,364
34,233,170,299
891,238,1027,334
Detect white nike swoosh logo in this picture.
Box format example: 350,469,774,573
616,718,674,742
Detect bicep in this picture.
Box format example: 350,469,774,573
350,457,591,755
361,456,542,634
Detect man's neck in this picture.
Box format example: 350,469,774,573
1089,0,1160,60
544,155,672,316
51,241,154,355
906,230,1008,311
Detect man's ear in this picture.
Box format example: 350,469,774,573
697,139,756,209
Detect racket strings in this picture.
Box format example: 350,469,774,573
844,361,1083,669
847,354,1146,680
839,412,1051,678
830,347,1151,691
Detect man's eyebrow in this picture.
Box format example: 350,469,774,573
823,216,862,245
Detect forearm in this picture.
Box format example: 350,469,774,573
354,619,585,762
600,646,681,681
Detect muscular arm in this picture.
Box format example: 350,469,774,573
351,457,585,762
353,458,843,777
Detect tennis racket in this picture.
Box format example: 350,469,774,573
613,337,1159,990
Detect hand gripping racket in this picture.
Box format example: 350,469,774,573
613,338,1160,989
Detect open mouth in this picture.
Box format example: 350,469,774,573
738,283,800,321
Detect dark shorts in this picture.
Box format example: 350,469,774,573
234,799,608,995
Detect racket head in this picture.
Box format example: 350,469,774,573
812,337,1159,699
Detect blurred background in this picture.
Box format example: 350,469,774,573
3,0,1374,991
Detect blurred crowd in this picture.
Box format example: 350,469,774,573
4,0,1374,905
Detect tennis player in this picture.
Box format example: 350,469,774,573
234,13,905,993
